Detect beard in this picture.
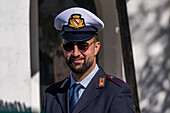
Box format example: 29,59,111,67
66,56,94,74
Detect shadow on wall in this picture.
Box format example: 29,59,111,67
128,0,170,113
0,100,31,113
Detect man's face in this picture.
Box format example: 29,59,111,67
62,37,100,74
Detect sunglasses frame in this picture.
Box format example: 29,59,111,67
63,41,96,53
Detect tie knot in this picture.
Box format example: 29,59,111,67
73,83,82,93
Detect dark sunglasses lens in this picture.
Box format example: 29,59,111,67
77,43,89,52
63,43,73,52
63,42,90,52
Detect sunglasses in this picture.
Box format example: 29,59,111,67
63,41,96,53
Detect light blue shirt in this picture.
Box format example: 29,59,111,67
69,64,99,100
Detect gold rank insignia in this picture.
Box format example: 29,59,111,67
68,14,85,29
98,77,105,87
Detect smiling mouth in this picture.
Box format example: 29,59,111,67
73,59,84,63
70,58,85,64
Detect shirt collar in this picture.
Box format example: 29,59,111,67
70,64,99,88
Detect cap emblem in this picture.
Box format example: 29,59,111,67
68,14,85,29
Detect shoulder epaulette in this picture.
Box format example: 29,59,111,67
107,75,129,88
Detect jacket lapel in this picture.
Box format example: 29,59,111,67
72,68,107,113
56,78,70,113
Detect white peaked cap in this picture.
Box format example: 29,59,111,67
54,7,104,32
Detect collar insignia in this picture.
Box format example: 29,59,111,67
98,77,105,87
68,14,85,29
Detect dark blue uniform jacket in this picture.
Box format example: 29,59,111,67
41,68,136,113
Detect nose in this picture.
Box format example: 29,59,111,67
72,45,81,57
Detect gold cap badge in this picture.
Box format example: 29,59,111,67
68,14,85,29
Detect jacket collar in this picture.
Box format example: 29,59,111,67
72,67,107,113
56,77,70,113
56,67,107,113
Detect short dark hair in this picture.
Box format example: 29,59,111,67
94,35,99,42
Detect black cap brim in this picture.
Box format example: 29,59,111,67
61,33,95,41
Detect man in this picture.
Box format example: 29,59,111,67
41,7,136,113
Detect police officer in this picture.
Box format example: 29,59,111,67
41,7,136,113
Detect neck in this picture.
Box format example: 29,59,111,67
72,62,96,82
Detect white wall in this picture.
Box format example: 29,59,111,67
0,0,40,112
127,0,170,112
30,0,40,112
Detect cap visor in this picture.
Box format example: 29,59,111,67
61,34,94,41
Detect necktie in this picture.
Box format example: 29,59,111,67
69,83,82,113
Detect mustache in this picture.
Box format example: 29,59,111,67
69,56,85,63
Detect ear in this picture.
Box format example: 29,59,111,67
94,41,100,56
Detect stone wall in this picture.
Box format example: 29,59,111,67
127,0,170,112
0,0,40,112
0,0,31,112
